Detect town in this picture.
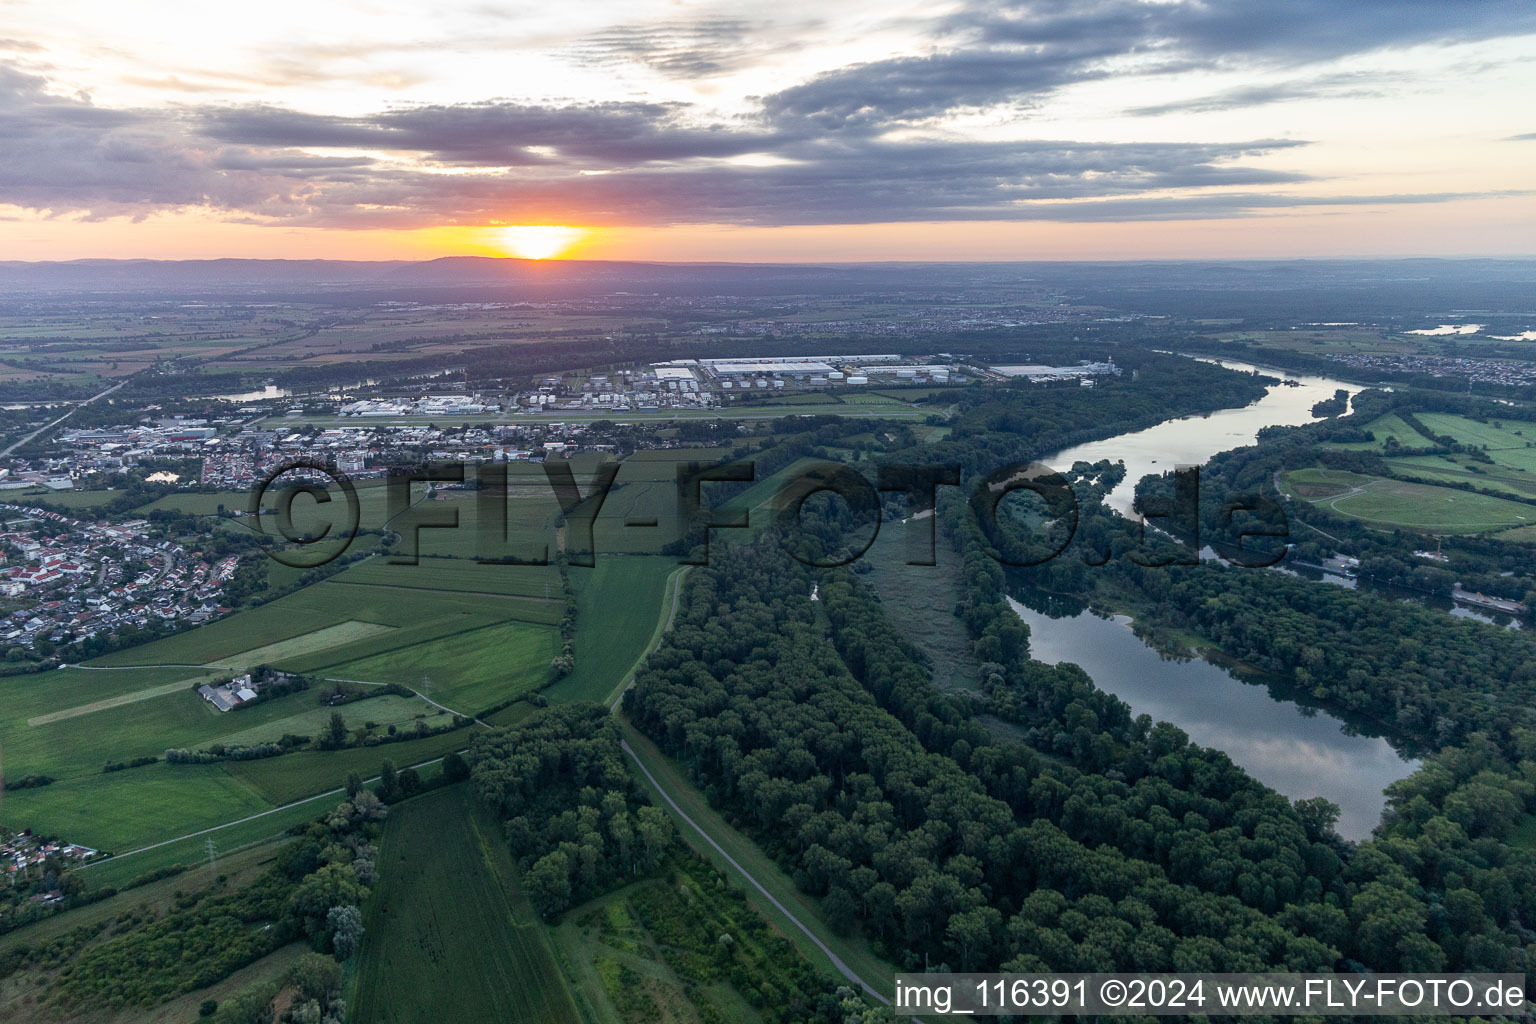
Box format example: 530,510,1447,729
0,502,237,655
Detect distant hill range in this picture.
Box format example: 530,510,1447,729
0,256,877,295
0,256,1532,317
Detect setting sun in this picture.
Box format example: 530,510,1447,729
495,225,587,260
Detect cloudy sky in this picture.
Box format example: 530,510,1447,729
2,0,1534,260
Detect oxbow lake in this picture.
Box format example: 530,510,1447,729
1014,357,1418,838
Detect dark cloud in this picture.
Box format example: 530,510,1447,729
765,0,1536,129
2,0,1532,231
196,101,792,167
0,65,1328,227
0,66,369,218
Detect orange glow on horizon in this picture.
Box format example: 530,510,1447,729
492,225,588,260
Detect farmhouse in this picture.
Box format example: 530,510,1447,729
197,677,258,712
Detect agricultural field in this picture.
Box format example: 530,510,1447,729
1281,467,1373,499
0,447,690,870
1209,326,1406,355
324,619,558,713
221,728,462,805
132,491,248,515
546,556,678,705
0,762,273,854
1280,467,1536,533
204,620,396,670
350,786,582,1024
0,576,549,850
1388,453,1536,500
1416,412,1536,451
88,579,550,668
210,693,429,748
836,392,924,411
85,585,384,666
1324,412,1429,451
332,557,563,598
15,488,123,509
74,797,348,892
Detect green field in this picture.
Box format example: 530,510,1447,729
1325,412,1429,451
88,579,555,668
1282,467,1536,533
1388,453,1536,500
333,556,563,597
1281,467,1371,499
0,460,685,867
1416,412,1536,451
220,728,464,805
210,693,430,747
203,619,396,669
547,557,679,705
351,786,582,1024
74,797,342,892
86,585,383,666
133,491,247,515
1,670,356,781
26,674,216,726
19,488,123,509
325,619,557,712
0,762,272,854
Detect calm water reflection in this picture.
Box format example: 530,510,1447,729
1047,358,1363,516
1008,596,1417,839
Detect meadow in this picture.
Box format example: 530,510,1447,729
220,728,465,805
1388,453,1536,501
861,529,980,693
1282,467,1536,533
1323,412,1430,451
349,785,582,1024
324,619,558,713
1416,412,1536,451
0,448,707,877
332,557,563,598
1,762,273,854
546,556,678,705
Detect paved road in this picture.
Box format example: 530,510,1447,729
612,565,895,1007
0,380,126,457
621,737,888,1004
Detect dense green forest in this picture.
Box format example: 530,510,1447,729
464,703,877,1024
626,536,1536,977
617,366,1536,983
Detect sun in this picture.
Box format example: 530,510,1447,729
495,225,587,260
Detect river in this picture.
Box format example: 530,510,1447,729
1046,357,1363,517
1017,356,1418,839
1008,595,1413,840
